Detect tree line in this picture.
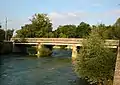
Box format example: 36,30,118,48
0,13,119,40
14,13,120,40
0,29,14,41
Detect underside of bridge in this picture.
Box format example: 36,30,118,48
12,43,79,60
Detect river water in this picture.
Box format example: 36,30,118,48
0,49,89,85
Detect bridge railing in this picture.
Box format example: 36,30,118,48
11,38,83,43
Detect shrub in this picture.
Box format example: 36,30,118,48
37,45,52,57
74,30,116,85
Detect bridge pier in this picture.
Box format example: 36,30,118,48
37,43,42,58
113,41,120,85
72,45,77,61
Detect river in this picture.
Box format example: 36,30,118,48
0,49,89,85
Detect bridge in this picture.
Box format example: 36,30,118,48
11,38,119,46
11,38,120,85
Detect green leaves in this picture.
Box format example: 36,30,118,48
54,25,77,38
0,29,14,41
74,30,116,84
0,29,5,41
15,13,53,38
76,22,91,38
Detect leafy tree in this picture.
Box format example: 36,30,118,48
94,18,120,39
91,24,111,39
55,25,76,38
74,30,116,85
6,29,14,40
0,29,14,41
30,14,52,37
52,31,59,38
16,24,34,38
76,22,91,38
16,13,53,38
0,29,5,41
112,18,120,39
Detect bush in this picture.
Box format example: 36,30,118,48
74,30,116,85
37,45,52,57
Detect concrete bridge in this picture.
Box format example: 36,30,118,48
11,38,120,85
11,38,119,58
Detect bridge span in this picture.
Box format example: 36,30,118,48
11,38,119,47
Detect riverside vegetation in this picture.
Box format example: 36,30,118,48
0,13,120,85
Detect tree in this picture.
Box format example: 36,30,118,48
74,30,116,85
91,24,111,39
76,22,91,38
0,29,5,41
16,24,34,38
100,18,120,39
55,25,76,38
0,29,14,41
112,18,120,39
15,13,53,38
6,29,14,40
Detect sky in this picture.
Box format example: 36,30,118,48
0,0,120,31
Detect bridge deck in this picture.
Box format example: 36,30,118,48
11,38,119,48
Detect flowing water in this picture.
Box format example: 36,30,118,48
0,49,89,85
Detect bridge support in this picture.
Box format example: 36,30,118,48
37,43,42,58
113,41,120,85
72,45,77,61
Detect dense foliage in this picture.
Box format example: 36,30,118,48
0,29,5,41
54,25,77,38
16,14,53,38
0,29,14,41
74,30,116,85
0,29,14,54
15,13,120,40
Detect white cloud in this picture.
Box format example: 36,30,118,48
48,11,87,30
